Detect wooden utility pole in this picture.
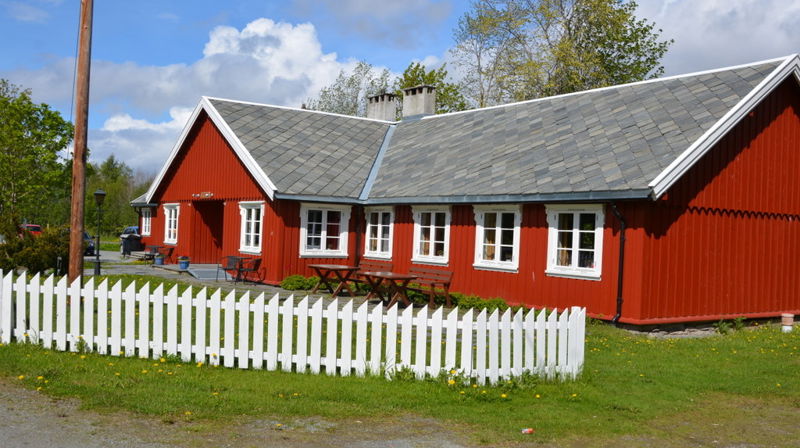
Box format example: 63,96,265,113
68,0,94,282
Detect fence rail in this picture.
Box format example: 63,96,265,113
0,271,585,383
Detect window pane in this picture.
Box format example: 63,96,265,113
420,240,430,255
500,246,513,262
380,224,390,239
501,212,514,229
421,212,431,227
483,244,495,261
558,231,573,249
484,229,496,245
308,210,322,224
307,222,321,237
434,227,445,243
579,213,595,231
501,228,513,245
557,249,572,266
253,234,260,247
435,212,445,227
484,212,497,229
369,213,378,225
307,236,321,249
579,231,595,249
558,213,573,231
369,224,378,239
326,221,340,236
434,242,445,256
420,227,430,243
578,250,595,268
380,239,389,252
369,239,377,251
328,211,341,224
381,212,391,226
326,236,339,250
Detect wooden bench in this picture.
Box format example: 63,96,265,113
352,260,394,296
407,267,453,307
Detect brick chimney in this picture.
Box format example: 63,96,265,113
366,92,397,121
402,85,435,118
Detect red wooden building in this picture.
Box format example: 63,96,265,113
132,55,800,325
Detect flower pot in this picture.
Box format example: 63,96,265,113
154,256,165,266
178,260,190,270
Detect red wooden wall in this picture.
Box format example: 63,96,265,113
631,78,800,324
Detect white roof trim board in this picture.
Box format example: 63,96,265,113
649,54,800,198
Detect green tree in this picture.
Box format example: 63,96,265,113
306,61,390,116
453,0,672,104
86,155,142,235
0,80,73,221
394,62,469,115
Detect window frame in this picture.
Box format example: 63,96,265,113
299,203,351,258
472,205,522,272
545,203,605,280
364,207,394,260
163,203,179,245
411,205,451,266
238,201,265,255
141,208,152,236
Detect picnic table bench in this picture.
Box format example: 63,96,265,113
407,267,453,307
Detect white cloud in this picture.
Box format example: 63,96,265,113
2,1,48,23
2,18,361,172
637,0,800,75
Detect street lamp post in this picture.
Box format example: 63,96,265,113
93,189,106,276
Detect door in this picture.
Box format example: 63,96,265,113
191,201,224,263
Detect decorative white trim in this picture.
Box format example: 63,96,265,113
163,203,179,245
144,97,278,204
472,204,521,272
299,203,351,257
411,205,451,265
649,54,800,198
203,96,396,124
238,201,264,255
545,204,604,280
364,207,394,260
140,208,151,236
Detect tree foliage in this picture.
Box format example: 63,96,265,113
0,79,73,220
393,62,469,115
305,61,390,116
452,0,673,106
85,155,148,235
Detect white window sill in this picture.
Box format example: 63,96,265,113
163,241,177,246
545,269,601,281
473,263,518,273
411,257,449,266
300,253,349,259
239,248,262,255
364,253,392,260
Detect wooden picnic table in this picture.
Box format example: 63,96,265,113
308,264,360,298
359,271,418,307
144,245,162,264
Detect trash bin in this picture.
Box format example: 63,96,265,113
121,234,143,255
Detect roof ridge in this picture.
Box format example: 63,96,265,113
421,54,795,121
203,96,397,125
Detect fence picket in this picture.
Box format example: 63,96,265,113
222,291,235,368
208,289,221,366
500,309,511,380
369,303,382,375
488,309,499,384
55,276,67,351
460,308,473,377
251,293,265,370
123,282,136,357
295,296,308,373
69,277,81,352
29,274,41,343
535,309,546,375
1,272,12,344
384,304,398,376
354,301,368,376
512,309,523,377
429,306,442,377
165,285,178,356
414,306,428,379
194,288,207,364
151,284,164,359
444,308,457,371
41,275,54,350
399,305,413,370
15,274,27,341
109,281,122,356
340,300,353,376
523,308,534,374
324,299,338,375
558,309,569,375
475,309,487,385
82,278,94,351
137,283,150,358
309,298,322,374
280,295,294,372
266,294,279,370
546,309,558,379
238,291,251,369
180,287,193,362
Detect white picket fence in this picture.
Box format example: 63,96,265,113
0,271,585,383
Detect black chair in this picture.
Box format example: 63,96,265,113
238,258,263,284
216,256,241,281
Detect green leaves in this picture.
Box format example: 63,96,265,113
394,62,469,115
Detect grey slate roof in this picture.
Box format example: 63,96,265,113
208,99,390,198
204,60,781,202
367,61,780,199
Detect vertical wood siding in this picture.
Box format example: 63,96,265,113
636,78,800,323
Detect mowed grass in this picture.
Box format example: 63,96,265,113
0,318,798,444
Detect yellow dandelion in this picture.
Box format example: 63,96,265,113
23,333,28,337
501,393,507,398
278,393,284,398
535,394,541,399
571,393,577,397
160,357,166,363
158,369,163,373
80,355,86,359
196,362,203,367
777,383,782,387
141,369,148,374
44,380,48,384
108,362,114,366
184,411,192,415
36,386,42,391
450,369,456,375
481,390,486,394
459,391,465,395
36,376,43,380
275,423,283,428
448,379,455,385
212,392,219,396
17,375,24,380
167,372,173,375
114,372,120,376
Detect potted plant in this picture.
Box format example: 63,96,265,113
154,254,165,266
178,256,190,270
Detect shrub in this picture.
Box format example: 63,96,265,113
280,275,319,290
0,217,69,274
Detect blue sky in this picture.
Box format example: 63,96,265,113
1,0,799,174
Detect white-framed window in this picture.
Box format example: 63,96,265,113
239,201,264,254
163,203,179,245
299,203,351,257
411,206,451,265
473,205,521,272
364,207,393,259
545,204,604,280
141,208,151,236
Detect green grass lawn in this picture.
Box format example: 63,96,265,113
0,317,797,445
